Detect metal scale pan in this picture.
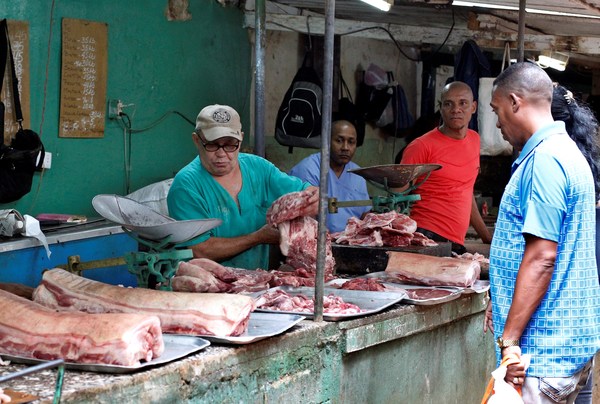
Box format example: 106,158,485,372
349,163,441,189
92,194,221,244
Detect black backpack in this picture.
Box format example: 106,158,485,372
275,51,323,152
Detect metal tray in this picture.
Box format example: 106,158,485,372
1,335,210,374
359,271,489,293
326,277,462,306
253,286,406,321
199,312,304,345
349,164,441,188
92,194,221,244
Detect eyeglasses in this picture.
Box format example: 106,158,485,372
200,141,240,153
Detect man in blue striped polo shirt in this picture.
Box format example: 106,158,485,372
485,62,600,403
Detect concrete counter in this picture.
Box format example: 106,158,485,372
0,292,495,403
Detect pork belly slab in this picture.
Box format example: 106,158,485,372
33,268,254,337
0,289,164,366
385,252,480,287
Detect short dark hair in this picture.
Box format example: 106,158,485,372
493,62,552,104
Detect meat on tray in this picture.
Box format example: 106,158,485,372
333,211,437,248
0,289,164,366
385,251,480,287
255,289,364,315
171,258,273,294
33,268,255,337
402,288,455,300
268,188,336,281
338,277,387,292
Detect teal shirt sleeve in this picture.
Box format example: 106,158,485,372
519,151,567,242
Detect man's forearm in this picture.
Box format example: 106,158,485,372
190,233,263,262
502,236,556,341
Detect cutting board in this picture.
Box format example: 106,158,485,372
332,242,452,275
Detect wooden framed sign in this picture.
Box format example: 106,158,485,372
59,18,108,138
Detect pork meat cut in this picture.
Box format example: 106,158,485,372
0,289,164,366
333,211,436,248
385,252,480,287
33,268,255,336
266,188,318,225
171,258,273,294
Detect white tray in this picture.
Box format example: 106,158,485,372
199,312,304,344
253,286,406,321
326,277,462,305
1,335,210,374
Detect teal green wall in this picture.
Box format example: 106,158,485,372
1,0,251,216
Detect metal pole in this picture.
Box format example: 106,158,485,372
517,0,526,62
254,0,266,157
315,0,335,322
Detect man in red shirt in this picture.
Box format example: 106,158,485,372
400,81,492,253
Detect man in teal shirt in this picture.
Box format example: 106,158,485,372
167,104,318,270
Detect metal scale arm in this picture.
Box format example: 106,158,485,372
328,164,441,215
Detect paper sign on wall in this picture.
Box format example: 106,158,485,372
59,18,108,138
2,20,31,145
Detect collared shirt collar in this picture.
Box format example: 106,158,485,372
512,121,567,173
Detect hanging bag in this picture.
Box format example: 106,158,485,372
477,42,513,156
274,50,323,153
0,19,44,204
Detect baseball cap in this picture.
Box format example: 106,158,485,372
195,105,242,142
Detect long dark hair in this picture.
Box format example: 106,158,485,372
551,84,600,202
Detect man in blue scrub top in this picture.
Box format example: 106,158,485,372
484,62,600,403
289,120,370,233
167,104,318,270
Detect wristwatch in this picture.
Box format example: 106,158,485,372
496,337,520,349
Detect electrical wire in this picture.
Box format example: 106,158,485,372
115,110,193,194
28,0,56,212
129,110,194,133
117,112,132,194
269,7,456,63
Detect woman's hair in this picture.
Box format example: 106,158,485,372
551,84,600,201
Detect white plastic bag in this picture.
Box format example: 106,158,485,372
483,354,531,404
478,77,513,156
487,363,524,404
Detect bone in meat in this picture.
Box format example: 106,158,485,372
0,289,164,366
33,268,254,336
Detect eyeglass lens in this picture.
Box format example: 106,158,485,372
203,142,239,152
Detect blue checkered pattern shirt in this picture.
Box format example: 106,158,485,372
489,121,600,377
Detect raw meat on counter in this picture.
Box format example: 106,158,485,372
171,258,273,294
267,189,336,281
0,289,164,366
277,216,336,278
385,251,480,287
255,289,364,315
402,288,455,300
337,277,387,292
33,268,254,336
332,211,437,248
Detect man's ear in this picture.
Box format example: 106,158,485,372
510,93,521,112
471,100,478,114
192,132,201,147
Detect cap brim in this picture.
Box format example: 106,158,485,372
202,127,243,142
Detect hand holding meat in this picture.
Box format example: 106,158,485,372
255,223,281,244
266,187,319,225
